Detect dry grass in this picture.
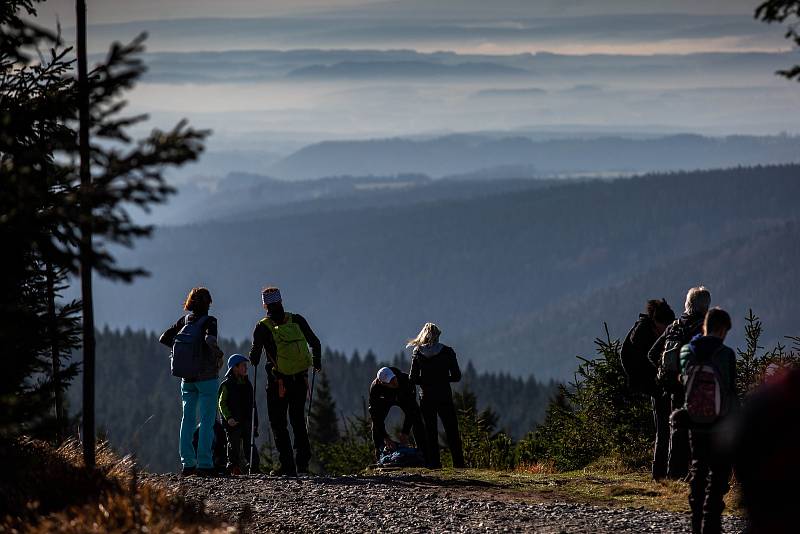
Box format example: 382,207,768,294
0,438,235,533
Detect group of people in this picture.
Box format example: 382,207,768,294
622,286,737,534
160,286,464,477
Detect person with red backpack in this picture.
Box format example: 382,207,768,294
648,286,711,480
678,307,738,534
159,287,224,477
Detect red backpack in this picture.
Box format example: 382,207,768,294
682,346,729,425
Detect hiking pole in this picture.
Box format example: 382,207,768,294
306,368,317,428
249,364,258,475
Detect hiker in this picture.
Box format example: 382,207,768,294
368,366,428,464
731,367,800,534
159,287,224,476
621,299,676,480
678,307,738,534
408,323,464,469
648,286,710,480
218,354,259,475
249,287,322,476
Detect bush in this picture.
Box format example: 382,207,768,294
453,389,516,470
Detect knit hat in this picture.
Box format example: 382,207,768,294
226,354,249,376
262,287,282,306
377,367,395,384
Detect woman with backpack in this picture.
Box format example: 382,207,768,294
159,287,224,476
408,322,464,468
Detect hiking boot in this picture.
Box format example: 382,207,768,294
197,468,217,477
296,464,310,476
180,466,197,477
228,465,242,476
270,466,297,477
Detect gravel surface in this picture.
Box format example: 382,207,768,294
145,472,746,533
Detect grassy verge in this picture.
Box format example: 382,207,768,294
370,463,742,515
0,438,232,533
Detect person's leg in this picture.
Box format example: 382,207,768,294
196,378,218,469
411,413,429,465
668,389,690,479
702,440,732,534
688,430,710,534
371,415,387,462
438,402,464,468
652,393,669,480
288,374,311,471
420,399,441,468
225,425,242,470
179,381,199,469
267,375,295,472
240,424,253,471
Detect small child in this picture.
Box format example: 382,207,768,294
218,354,258,475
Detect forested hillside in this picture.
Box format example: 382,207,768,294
69,329,557,473
92,165,800,380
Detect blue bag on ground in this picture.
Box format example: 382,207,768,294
379,444,425,467
171,315,209,379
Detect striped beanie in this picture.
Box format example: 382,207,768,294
262,287,282,306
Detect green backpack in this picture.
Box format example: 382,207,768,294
260,313,312,375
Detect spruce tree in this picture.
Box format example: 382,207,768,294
309,373,340,445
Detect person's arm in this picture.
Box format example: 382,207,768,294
648,331,667,367
294,314,322,369
204,317,223,360
368,384,390,439
409,355,422,385
448,349,462,383
218,382,234,423
158,316,184,347
249,322,277,370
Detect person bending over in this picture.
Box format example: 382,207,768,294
368,366,428,463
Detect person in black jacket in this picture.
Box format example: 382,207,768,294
248,287,322,476
621,299,675,480
159,287,224,477
368,366,428,463
218,354,259,475
648,286,710,480
408,322,464,468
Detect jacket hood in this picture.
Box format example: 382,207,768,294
688,334,724,359
414,342,443,357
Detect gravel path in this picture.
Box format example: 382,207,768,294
146,472,746,533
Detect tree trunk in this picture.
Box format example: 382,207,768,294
76,0,96,470
45,262,63,443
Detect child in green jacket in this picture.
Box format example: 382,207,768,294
218,354,258,475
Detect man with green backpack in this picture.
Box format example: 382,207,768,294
249,287,322,476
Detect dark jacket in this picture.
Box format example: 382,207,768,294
368,367,420,436
159,313,220,382
648,312,705,369
248,312,322,374
679,334,739,423
218,374,257,430
621,314,660,394
409,343,461,403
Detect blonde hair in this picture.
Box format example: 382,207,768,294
685,286,711,316
406,322,441,348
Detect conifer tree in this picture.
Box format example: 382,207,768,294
309,373,340,445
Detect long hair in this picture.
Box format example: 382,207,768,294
406,322,441,348
183,287,212,314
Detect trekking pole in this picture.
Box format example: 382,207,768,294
306,368,317,428
249,364,258,475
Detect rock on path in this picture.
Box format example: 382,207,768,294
145,473,746,533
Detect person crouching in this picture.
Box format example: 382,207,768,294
369,366,428,464
218,354,259,475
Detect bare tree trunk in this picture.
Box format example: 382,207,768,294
76,0,96,469
46,262,63,443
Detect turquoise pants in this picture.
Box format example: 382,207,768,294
179,378,218,469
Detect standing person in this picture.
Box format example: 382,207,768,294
679,308,738,534
368,366,428,463
249,287,322,476
408,323,464,469
620,299,675,480
159,287,224,476
648,286,710,480
218,354,259,475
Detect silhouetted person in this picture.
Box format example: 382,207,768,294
649,286,710,480
408,323,464,468
369,366,428,463
249,287,321,476
621,299,675,480
678,307,738,534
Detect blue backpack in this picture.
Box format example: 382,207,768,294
171,315,209,379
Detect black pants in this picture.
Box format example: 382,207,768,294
668,389,691,479
420,398,464,468
267,371,310,471
371,410,428,462
688,430,732,534
224,423,259,471
651,393,670,480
